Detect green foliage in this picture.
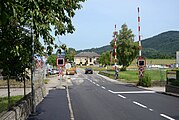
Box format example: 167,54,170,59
111,24,138,71
0,0,85,76
47,54,56,67
77,45,112,55
65,48,76,62
142,48,172,59
0,95,23,112
99,51,111,66
78,31,179,59
138,73,152,87
142,31,179,58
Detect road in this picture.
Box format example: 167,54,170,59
69,69,179,120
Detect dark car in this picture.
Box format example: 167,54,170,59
85,68,93,74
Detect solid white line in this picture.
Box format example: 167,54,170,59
112,91,155,94
133,101,147,109
101,86,106,89
66,86,75,120
160,114,175,120
117,94,126,99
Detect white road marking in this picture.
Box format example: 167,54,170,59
149,108,153,111
66,86,74,120
160,114,175,120
110,90,155,94
108,90,115,94
133,101,147,109
101,86,106,89
96,84,100,86
117,94,126,99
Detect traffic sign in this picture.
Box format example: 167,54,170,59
65,63,71,69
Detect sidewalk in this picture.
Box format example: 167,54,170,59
27,75,72,120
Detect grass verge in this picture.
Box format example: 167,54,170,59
0,95,23,113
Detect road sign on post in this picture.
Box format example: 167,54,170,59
137,57,146,78
56,58,65,67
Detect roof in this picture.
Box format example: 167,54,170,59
75,52,100,57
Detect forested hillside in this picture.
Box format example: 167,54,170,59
77,31,179,58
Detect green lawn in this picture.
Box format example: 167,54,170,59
0,95,23,113
99,69,166,83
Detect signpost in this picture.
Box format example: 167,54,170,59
137,6,146,81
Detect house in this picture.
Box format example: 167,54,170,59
74,52,100,66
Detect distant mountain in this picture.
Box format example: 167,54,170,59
77,45,112,55
142,31,179,58
77,31,179,58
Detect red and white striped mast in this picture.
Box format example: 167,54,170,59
138,7,142,57
113,25,117,70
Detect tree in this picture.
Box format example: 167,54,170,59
99,51,111,67
47,54,56,67
65,48,76,62
111,24,138,71
0,0,85,76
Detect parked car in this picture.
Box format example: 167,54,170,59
48,69,59,75
52,69,59,74
85,68,93,74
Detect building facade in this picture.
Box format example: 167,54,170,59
74,52,100,66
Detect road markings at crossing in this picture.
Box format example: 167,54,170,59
101,86,106,89
160,114,175,120
117,94,126,99
108,90,155,94
133,101,147,109
108,90,115,94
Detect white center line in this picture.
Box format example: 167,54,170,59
101,86,106,89
160,114,175,120
133,101,147,109
117,94,126,99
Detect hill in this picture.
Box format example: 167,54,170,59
77,31,179,58
77,45,112,55
142,31,179,58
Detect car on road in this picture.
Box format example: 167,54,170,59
66,62,77,75
85,68,93,74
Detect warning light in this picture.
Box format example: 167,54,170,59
56,58,65,67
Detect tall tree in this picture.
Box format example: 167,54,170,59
111,24,138,71
0,0,85,76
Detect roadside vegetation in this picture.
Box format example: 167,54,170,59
0,95,23,113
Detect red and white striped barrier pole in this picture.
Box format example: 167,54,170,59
138,7,142,57
113,25,117,70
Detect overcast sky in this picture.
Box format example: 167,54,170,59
54,0,179,50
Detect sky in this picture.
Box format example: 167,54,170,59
54,0,179,51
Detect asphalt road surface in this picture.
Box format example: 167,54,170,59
69,69,179,120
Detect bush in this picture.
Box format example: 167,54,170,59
138,73,151,87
